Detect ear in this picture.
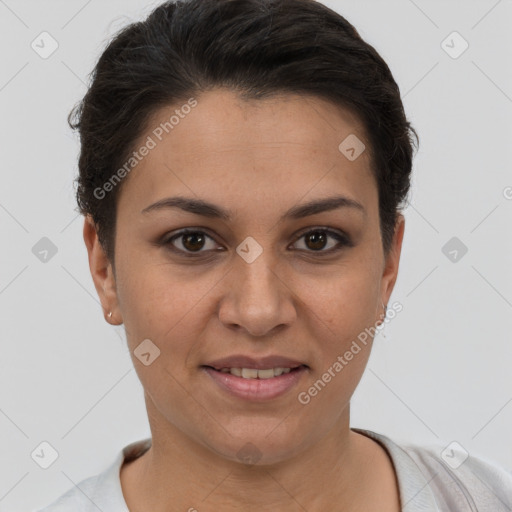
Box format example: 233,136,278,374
378,214,405,320
83,215,122,325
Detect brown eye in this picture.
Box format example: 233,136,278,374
292,228,350,254
165,229,220,255
304,231,328,250
161,227,351,259
182,232,206,252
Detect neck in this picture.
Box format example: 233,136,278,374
120,400,391,511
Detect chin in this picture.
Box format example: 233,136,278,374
199,420,311,467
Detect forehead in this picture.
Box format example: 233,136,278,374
117,88,376,221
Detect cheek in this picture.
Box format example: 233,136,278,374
116,268,210,410
298,277,376,414
116,258,216,361
297,267,380,396
299,258,380,329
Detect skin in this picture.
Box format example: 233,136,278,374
84,88,405,511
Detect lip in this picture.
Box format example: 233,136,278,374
202,365,308,401
203,354,308,371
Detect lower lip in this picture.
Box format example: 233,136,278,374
202,366,308,401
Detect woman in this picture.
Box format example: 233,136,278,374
37,0,512,510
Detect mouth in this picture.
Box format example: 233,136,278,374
200,356,309,401
202,365,307,379
203,354,309,372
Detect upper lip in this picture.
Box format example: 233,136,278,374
203,355,308,370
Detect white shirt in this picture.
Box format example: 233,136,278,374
36,428,512,511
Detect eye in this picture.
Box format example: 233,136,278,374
161,227,351,257
291,228,351,254
164,229,221,255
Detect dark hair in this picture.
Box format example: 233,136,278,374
69,0,418,265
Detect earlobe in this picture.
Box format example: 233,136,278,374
83,215,121,324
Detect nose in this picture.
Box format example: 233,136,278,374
218,255,297,338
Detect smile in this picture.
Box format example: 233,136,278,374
202,365,308,401
216,367,293,378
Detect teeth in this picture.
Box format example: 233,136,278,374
256,368,275,379
241,368,259,379
218,367,294,378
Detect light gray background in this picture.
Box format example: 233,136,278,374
1,0,511,510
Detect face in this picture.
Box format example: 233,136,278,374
85,88,404,465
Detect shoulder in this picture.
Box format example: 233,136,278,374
405,439,512,510
36,472,106,512
35,438,151,512
354,428,512,512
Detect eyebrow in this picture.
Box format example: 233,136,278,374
141,195,366,220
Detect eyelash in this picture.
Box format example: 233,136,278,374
160,227,352,258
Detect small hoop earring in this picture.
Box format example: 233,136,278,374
108,311,112,319
378,301,387,326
